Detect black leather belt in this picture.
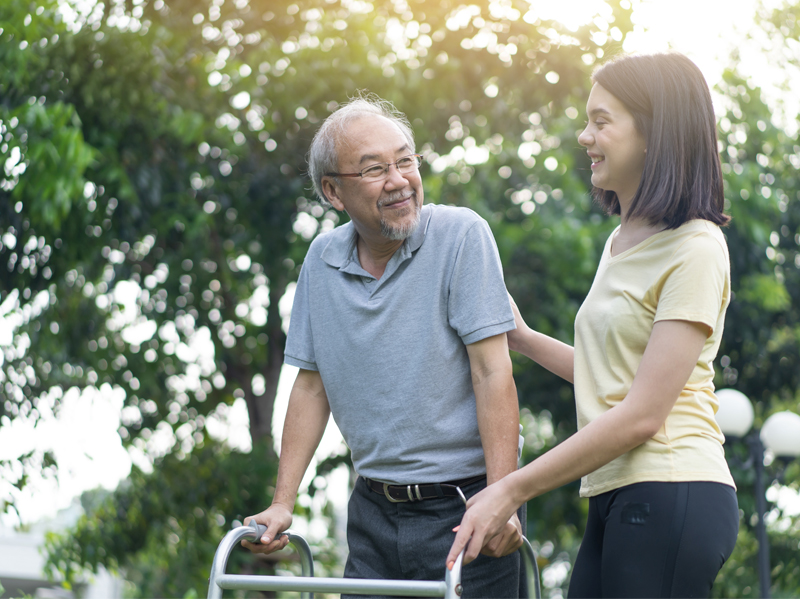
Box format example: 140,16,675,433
363,474,486,503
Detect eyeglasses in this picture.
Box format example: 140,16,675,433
326,154,423,181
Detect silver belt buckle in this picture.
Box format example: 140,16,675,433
383,482,407,503
383,483,423,502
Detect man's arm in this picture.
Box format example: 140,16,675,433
465,333,522,557
241,368,330,554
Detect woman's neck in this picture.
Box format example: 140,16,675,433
611,207,665,256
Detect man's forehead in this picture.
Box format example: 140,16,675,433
336,115,410,163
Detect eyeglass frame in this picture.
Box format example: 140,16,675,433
325,154,424,180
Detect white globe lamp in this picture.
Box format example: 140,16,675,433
715,388,755,438
761,411,800,459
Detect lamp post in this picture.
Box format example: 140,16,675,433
715,389,800,599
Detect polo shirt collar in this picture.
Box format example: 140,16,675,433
320,204,432,272
319,221,357,269
405,203,431,253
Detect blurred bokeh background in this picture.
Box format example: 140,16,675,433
1,0,799,597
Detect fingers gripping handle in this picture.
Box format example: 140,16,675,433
208,522,314,600
247,521,268,543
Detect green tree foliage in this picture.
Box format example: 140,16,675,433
44,440,278,598
1,0,306,504
2,0,627,595
2,0,799,597
709,2,800,595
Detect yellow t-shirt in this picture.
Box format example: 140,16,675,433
574,219,735,497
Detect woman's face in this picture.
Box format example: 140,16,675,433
578,83,647,207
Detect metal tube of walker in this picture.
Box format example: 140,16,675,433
207,522,541,598
208,522,314,599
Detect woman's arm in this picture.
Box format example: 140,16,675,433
506,294,575,383
447,318,709,567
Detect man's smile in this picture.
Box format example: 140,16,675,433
379,193,414,210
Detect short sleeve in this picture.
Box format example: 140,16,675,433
654,232,729,334
447,219,515,345
283,260,319,371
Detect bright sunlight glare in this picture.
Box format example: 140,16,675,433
525,0,616,31
535,0,795,133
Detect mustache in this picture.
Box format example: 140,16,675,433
377,191,414,208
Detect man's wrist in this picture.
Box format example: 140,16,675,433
271,497,296,513
486,470,515,486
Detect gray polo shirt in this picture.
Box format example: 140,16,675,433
284,203,515,484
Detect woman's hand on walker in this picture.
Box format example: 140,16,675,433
446,478,520,568
481,511,523,558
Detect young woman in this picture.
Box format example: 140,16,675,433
447,53,739,598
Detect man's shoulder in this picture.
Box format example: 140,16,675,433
425,204,487,239
306,228,333,257
427,203,483,223
303,221,354,268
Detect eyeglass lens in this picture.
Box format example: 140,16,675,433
362,155,421,179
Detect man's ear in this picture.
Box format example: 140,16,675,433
321,177,345,212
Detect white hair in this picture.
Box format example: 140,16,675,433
307,93,415,205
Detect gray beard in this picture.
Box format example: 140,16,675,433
380,205,420,240
378,195,421,240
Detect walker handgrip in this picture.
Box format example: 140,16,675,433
244,521,268,542
209,523,314,599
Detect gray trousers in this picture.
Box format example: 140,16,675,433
343,475,521,599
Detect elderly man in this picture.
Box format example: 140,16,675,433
243,95,522,598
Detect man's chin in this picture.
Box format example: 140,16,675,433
380,207,421,241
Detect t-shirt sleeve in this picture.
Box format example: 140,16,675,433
448,219,515,345
283,259,319,371
653,232,729,335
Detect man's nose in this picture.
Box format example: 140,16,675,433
384,163,409,188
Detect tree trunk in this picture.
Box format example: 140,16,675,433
245,274,286,450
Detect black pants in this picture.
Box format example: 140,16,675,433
568,481,739,599
343,476,520,599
